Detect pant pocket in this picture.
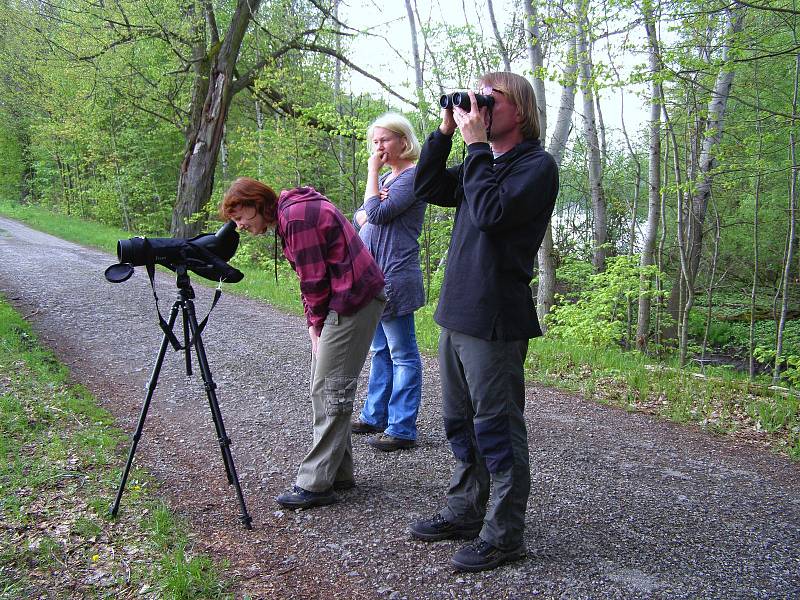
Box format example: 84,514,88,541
323,376,357,416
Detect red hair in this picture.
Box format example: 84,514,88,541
220,177,279,221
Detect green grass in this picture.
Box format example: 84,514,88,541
0,200,129,252
0,296,233,598
2,201,798,460
526,335,800,459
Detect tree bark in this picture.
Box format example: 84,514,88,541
576,0,607,272
636,0,662,352
487,0,511,71
171,0,262,238
537,33,578,328
774,51,800,384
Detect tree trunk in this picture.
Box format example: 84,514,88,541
655,137,670,350
686,9,745,279
666,8,745,343
333,0,346,203
523,0,548,150
636,1,662,352
524,0,549,326
537,33,578,328
749,67,764,380
170,0,262,238
576,1,607,272
774,52,800,384
487,0,511,71
701,205,721,362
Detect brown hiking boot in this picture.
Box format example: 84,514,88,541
351,418,383,434
366,432,415,452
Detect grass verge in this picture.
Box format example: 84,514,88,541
525,337,800,459
1,202,798,460
0,296,233,599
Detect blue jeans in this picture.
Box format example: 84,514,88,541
359,312,422,440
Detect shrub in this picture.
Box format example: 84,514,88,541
546,255,662,348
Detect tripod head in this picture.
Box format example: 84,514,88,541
174,264,195,299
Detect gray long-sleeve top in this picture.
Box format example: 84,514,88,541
354,167,426,318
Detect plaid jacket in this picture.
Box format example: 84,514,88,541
277,187,385,332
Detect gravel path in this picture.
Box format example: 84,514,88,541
1,216,798,600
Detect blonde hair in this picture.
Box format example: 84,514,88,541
480,72,540,140
367,112,421,161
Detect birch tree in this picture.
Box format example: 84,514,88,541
576,0,608,272
674,6,746,362
530,3,578,325
488,0,511,71
774,51,800,383
636,0,663,352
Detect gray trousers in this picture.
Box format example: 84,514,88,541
296,296,384,492
438,327,531,550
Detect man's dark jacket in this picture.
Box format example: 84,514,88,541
414,129,559,341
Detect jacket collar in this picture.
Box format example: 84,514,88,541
278,186,328,209
494,137,542,164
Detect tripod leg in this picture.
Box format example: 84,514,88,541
110,300,181,518
181,302,192,376
185,299,253,530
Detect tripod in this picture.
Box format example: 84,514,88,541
110,266,253,529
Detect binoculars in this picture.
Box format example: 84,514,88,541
439,92,495,112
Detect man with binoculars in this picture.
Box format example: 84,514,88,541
411,72,559,572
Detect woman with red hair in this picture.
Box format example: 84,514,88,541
221,178,385,509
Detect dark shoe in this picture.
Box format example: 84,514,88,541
275,485,336,509
332,479,356,491
451,539,526,572
351,418,383,434
367,433,415,452
409,513,482,541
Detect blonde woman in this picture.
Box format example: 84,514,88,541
351,113,426,452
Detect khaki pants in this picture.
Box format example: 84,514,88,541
296,296,385,491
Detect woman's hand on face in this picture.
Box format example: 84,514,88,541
368,149,388,173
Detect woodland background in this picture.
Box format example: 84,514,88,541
0,0,798,452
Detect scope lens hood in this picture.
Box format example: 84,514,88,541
105,262,134,283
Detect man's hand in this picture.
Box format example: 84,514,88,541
439,105,457,136
453,91,489,146
308,325,320,355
